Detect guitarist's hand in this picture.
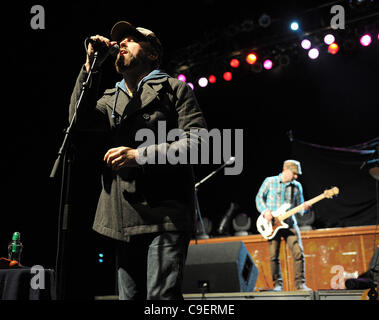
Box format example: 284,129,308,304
303,201,311,211
263,210,273,222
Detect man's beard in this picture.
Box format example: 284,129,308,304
115,50,144,73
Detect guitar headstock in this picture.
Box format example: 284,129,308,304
324,187,339,199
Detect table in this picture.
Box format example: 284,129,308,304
0,266,56,300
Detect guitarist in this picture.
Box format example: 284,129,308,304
255,160,312,291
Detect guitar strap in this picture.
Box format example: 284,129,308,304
290,183,294,206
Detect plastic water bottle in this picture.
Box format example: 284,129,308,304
8,232,23,263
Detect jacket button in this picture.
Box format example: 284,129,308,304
142,113,150,120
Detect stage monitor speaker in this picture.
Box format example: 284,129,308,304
182,241,258,294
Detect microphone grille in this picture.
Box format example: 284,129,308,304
109,44,120,57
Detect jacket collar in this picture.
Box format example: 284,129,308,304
115,70,169,95
113,74,169,119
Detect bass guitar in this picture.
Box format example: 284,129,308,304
256,187,339,240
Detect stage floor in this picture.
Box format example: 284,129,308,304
183,289,370,300
94,289,371,300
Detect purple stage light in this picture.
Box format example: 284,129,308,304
177,74,186,82
308,48,319,60
301,39,311,50
360,34,372,47
263,59,273,70
324,34,335,45
198,77,208,88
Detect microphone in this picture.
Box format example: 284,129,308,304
86,38,120,57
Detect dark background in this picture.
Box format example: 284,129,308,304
1,0,378,298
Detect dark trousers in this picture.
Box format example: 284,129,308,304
116,231,190,300
268,227,305,288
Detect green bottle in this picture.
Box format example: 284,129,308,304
8,232,23,263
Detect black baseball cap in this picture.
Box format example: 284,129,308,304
110,21,163,59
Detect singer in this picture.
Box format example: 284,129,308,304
68,20,207,300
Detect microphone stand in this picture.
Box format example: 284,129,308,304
194,159,234,240
49,52,100,300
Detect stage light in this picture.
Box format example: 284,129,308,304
246,53,257,65
360,34,372,46
208,75,217,84
177,74,186,82
301,39,312,50
223,71,232,81
324,34,335,45
258,14,271,28
290,21,299,31
232,213,251,236
230,58,240,68
278,54,290,66
98,253,104,263
343,38,356,51
187,83,194,90
263,59,273,70
308,48,319,59
195,217,212,239
328,43,339,54
251,63,263,73
198,77,208,88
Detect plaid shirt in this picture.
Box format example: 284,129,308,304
255,173,305,226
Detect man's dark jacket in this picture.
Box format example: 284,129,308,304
69,68,207,241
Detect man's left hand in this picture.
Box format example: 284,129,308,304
104,147,139,170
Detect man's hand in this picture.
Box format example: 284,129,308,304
104,147,139,170
85,35,118,72
303,201,312,211
263,210,273,222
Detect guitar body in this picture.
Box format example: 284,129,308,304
256,203,290,240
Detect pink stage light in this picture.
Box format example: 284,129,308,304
198,77,208,88
324,34,335,45
187,83,194,90
360,34,372,47
301,39,311,50
177,74,186,82
263,59,273,70
308,48,319,60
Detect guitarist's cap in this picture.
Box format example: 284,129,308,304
283,160,302,175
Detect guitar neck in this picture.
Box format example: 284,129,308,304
279,193,325,221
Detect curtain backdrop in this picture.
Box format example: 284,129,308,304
291,136,378,228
